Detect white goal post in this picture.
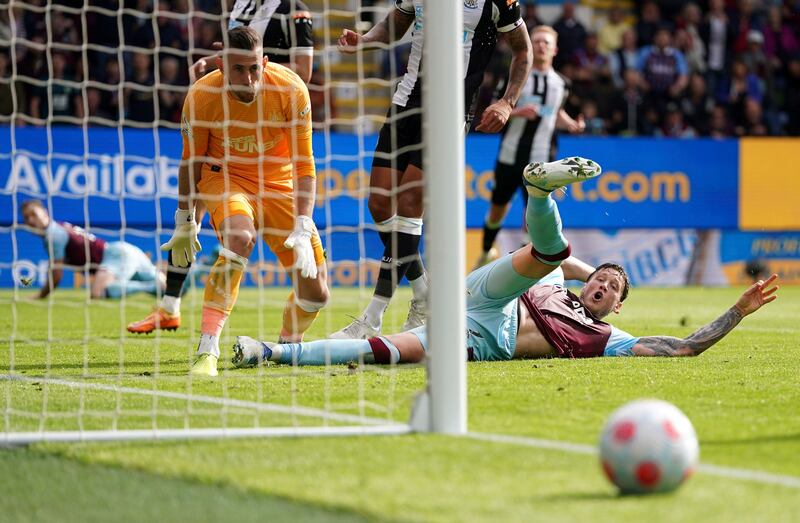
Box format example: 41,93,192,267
0,0,466,444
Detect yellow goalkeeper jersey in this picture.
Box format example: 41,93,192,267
180,62,314,193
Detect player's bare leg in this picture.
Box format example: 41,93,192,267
191,214,255,377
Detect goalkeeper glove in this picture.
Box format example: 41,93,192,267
161,209,202,268
283,215,318,279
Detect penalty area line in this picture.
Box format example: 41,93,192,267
0,374,403,428
465,431,800,490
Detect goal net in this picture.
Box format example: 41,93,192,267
0,0,465,443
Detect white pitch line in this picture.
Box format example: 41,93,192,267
0,374,403,428
466,431,800,490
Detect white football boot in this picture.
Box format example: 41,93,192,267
232,336,275,367
329,315,380,340
523,157,602,196
400,298,427,332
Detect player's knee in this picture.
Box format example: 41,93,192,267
397,187,423,217
368,194,393,222
226,228,256,256
296,289,328,312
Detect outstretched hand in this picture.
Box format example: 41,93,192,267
338,29,362,54
734,274,779,316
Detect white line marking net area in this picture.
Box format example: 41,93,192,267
1,374,410,444
465,431,800,490
3,375,798,490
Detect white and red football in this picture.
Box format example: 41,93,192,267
599,399,699,494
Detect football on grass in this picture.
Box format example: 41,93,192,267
599,399,699,494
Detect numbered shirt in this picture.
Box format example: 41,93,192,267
393,0,523,117
228,0,314,64
497,67,569,165
519,283,638,358
181,63,314,192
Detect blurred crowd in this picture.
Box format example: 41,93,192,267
1,0,799,138
479,0,800,138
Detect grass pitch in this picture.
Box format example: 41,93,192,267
1,284,799,522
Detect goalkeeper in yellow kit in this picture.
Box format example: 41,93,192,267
163,26,328,376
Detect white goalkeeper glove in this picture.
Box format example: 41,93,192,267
160,209,202,268
283,215,318,279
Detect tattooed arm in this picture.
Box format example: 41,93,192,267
475,24,532,133
632,275,779,357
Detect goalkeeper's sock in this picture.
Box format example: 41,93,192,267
270,337,400,365
197,333,220,359
200,248,247,339
482,218,502,253
279,292,322,342
375,216,423,299
165,250,190,297
105,279,160,298
525,194,570,265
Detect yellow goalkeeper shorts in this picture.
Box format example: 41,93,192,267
197,170,324,269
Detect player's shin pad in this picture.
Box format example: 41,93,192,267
203,247,248,314
280,292,327,342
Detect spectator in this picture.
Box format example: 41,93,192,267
742,30,770,80
609,28,638,88
681,73,714,135
731,0,763,55
656,102,697,138
677,3,707,74
521,2,543,32
101,60,121,121
709,104,734,138
86,87,115,121
125,53,155,123
608,69,646,136
784,55,800,135
725,58,763,124
29,52,81,121
763,5,799,75
0,50,26,119
572,33,610,84
581,100,605,135
596,6,629,54
157,56,185,123
675,28,706,76
635,1,668,49
736,97,769,136
700,0,735,100
637,27,689,109
553,1,587,69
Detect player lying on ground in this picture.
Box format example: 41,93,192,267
128,1,315,335
231,157,779,366
162,26,329,377
21,199,165,299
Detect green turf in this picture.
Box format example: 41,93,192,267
1,285,799,522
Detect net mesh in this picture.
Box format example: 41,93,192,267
0,0,425,442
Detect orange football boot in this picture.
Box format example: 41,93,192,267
127,309,181,334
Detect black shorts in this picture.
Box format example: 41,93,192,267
490,161,528,206
372,104,423,171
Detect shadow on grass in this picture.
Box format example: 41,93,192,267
0,448,416,523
